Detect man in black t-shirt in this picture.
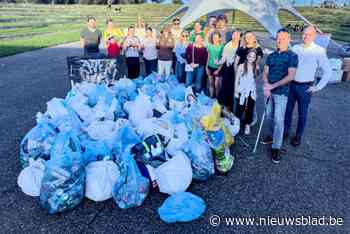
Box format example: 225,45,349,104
80,16,102,57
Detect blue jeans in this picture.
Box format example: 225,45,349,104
185,65,205,92
175,61,186,83
266,94,288,150
284,82,312,138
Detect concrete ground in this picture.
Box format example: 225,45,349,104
0,41,349,234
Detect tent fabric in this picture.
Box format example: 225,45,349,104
160,0,313,37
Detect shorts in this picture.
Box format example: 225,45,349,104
207,66,221,77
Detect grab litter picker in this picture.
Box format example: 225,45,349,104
253,98,270,153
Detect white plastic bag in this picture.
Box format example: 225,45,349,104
165,123,188,156
125,93,153,127
17,158,45,197
224,118,240,137
86,120,118,140
46,98,69,119
155,151,192,195
137,118,174,141
85,161,120,202
69,101,94,124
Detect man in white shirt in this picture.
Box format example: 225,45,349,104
284,26,331,146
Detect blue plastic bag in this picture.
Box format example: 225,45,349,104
50,130,82,160
162,111,185,125
81,140,112,165
113,149,150,209
167,75,179,87
112,78,138,102
168,85,186,102
87,84,113,107
20,123,57,168
184,130,215,181
107,124,140,156
40,132,85,214
144,72,158,84
158,192,206,223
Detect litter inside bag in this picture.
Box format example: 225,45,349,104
158,192,206,223
131,134,169,168
20,122,57,168
40,132,85,214
112,149,150,209
184,130,214,181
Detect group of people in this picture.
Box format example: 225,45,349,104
79,15,331,164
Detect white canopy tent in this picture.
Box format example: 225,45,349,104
159,0,314,37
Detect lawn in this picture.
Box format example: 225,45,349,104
0,3,349,57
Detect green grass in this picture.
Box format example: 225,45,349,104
0,3,349,57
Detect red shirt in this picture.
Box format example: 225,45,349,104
107,42,120,58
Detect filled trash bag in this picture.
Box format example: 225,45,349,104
214,147,234,174
17,158,45,197
206,130,234,174
86,84,113,107
85,161,120,202
40,132,85,214
20,122,57,168
113,150,150,209
165,123,188,157
108,98,127,120
86,120,119,141
131,134,169,168
91,96,113,120
45,98,83,133
46,98,70,119
154,151,192,195
50,130,82,159
124,93,153,127
158,192,206,223
65,85,94,124
112,78,137,101
200,101,222,131
109,124,140,155
81,140,112,165
168,85,186,112
136,118,174,141
184,130,214,181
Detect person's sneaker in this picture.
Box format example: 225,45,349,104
271,149,281,164
244,125,251,135
261,136,273,145
291,136,301,147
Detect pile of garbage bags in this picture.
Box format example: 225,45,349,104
17,73,240,221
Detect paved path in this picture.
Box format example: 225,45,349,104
0,42,349,233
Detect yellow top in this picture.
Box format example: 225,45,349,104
103,27,125,42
